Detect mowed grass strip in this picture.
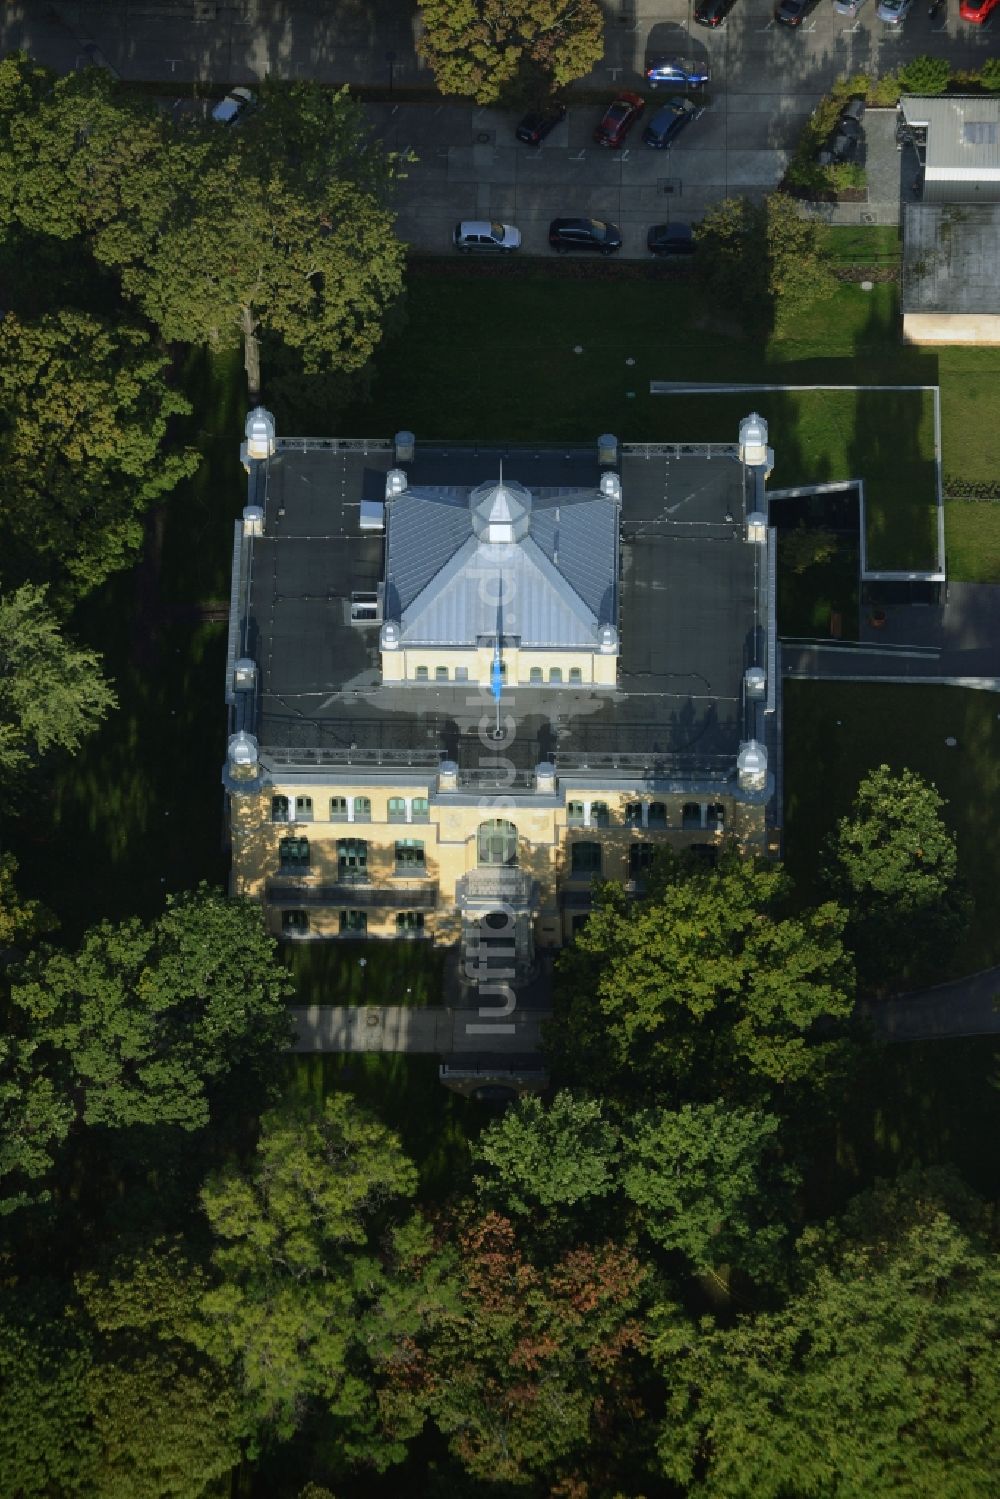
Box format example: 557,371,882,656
783,680,1000,974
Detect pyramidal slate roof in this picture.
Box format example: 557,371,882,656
384,477,619,648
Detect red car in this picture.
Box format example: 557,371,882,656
959,0,998,20
593,92,645,148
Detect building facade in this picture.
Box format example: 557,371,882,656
223,413,779,986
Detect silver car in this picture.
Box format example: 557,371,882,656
453,221,522,254
876,0,911,22
833,0,867,15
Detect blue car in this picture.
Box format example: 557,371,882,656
642,97,700,149
645,55,711,88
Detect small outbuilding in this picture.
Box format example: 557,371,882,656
899,95,1000,205
901,201,1000,345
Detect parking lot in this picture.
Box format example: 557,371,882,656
3,0,996,254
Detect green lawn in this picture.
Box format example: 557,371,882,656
944,501,1000,583
783,680,1000,974
281,938,444,1007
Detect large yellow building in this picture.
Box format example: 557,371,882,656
223,411,778,1007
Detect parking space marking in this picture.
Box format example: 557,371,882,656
755,20,775,29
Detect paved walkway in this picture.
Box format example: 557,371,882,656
290,1003,549,1055
861,969,1000,1042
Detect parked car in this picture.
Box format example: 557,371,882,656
647,223,696,257
514,103,567,145
833,0,867,13
775,0,818,24
642,97,701,149
645,55,711,88
839,97,866,126
210,86,255,124
453,221,521,255
876,0,912,22
694,0,738,25
816,130,862,166
548,218,623,255
593,92,645,148
959,0,998,21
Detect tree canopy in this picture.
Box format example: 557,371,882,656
822,764,971,989
547,853,857,1103
8,887,293,1138
417,0,604,104
472,1089,619,1218
695,192,835,332
0,313,197,599
654,1169,1000,1499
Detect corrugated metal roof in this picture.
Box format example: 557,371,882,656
902,202,1000,314
385,480,618,648
902,95,1000,179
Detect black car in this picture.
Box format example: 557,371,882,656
647,223,696,257
548,217,623,256
514,103,567,145
839,97,866,127
642,97,700,149
816,130,861,166
775,0,816,23
694,0,737,25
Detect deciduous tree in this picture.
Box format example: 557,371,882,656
822,764,971,989
10,887,293,1134
547,854,856,1103
198,1094,418,1441
0,313,197,599
654,1169,1000,1499
0,585,116,775
623,1102,799,1278
0,1286,97,1497
472,1090,619,1219
417,0,604,105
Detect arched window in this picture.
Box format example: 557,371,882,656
647,801,667,829
435,666,448,681
567,801,585,827
549,667,563,684
411,797,430,823
294,795,313,822
271,795,289,823
529,666,543,683
329,796,348,820
571,842,602,876
337,838,368,879
624,801,643,827
353,796,372,822
682,802,702,829
415,666,429,681
569,666,583,684
478,818,518,867
387,796,407,823
590,801,611,828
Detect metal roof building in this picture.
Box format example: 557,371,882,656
900,95,1000,205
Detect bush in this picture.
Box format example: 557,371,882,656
898,56,951,96
981,58,1000,92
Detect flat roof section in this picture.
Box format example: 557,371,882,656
241,440,760,779
902,202,1000,315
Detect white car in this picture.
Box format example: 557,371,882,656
833,0,867,14
453,221,522,255
211,87,256,124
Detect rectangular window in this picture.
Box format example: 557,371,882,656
569,666,583,684
395,839,425,873
411,797,430,823
294,795,313,822
353,796,371,822
281,909,309,934
529,666,543,683
571,841,602,876
396,911,425,935
435,666,448,682
630,842,655,877
387,797,407,823
339,910,367,935
625,801,643,827
279,836,310,873
329,796,348,820
549,667,562,683
648,802,667,829
455,666,469,682
590,801,611,828
337,838,368,879
271,795,290,823
415,666,429,681
567,800,585,827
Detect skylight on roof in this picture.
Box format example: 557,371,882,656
963,122,998,146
